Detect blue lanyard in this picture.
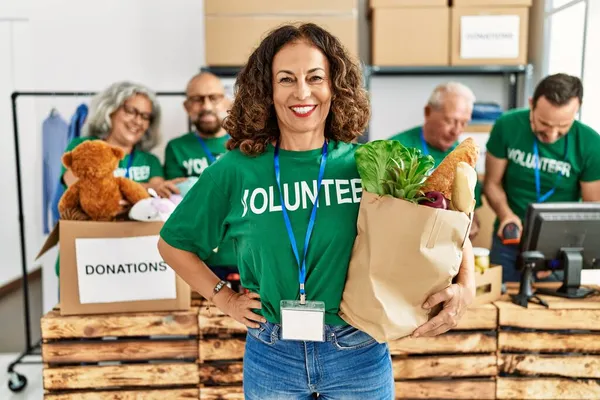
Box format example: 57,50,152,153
274,139,328,304
533,136,569,203
196,135,217,163
419,128,430,156
124,149,135,179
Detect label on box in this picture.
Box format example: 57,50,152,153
75,235,177,304
460,15,520,59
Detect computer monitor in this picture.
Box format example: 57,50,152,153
519,202,600,299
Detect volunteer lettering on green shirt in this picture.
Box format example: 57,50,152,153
163,132,229,179
60,136,163,187
160,141,362,325
486,108,600,227
390,126,483,209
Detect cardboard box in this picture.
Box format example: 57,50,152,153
372,7,450,66
453,0,532,6
370,0,446,7
451,6,530,65
204,0,358,66
37,221,191,316
473,265,502,306
206,16,358,66
206,0,355,14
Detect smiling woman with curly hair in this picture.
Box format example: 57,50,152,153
224,23,370,156
158,23,395,399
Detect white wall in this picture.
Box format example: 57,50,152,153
0,0,542,313
0,0,210,313
582,0,600,130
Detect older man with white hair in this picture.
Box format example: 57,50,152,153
390,82,482,239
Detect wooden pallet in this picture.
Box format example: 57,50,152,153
41,307,200,399
496,285,600,400
197,301,498,399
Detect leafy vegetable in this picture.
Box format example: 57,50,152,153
355,140,435,203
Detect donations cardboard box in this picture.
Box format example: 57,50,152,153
204,0,358,66
37,221,191,316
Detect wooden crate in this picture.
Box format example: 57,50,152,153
41,306,200,399
496,284,600,400
197,301,498,399
394,304,498,399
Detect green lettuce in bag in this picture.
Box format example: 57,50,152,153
355,140,435,203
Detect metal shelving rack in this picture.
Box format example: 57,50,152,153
201,63,534,142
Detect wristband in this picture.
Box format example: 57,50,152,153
209,280,228,302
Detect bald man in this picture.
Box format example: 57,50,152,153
164,72,238,280
164,72,231,180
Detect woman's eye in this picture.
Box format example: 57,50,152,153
310,76,324,83
279,77,293,83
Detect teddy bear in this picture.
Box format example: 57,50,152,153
58,140,150,221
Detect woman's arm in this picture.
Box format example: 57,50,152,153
144,177,186,198
412,239,476,338
157,238,265,328
63,169,78,187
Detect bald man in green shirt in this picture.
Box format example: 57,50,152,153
389,82,483,240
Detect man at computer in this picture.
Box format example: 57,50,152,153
484,73,600,283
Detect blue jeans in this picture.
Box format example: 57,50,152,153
243,321,394,399
490,235,564,283
490,235,521,282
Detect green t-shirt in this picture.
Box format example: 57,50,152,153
61,136,163,185
56,136,163,276
163,132,235,268
486,108,600,226
163,132,229,179
160,141,362,326
390,126,483,208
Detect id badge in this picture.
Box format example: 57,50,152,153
280,300,325,342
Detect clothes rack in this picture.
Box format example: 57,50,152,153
7,90,187,393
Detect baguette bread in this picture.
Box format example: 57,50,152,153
422,137,479,200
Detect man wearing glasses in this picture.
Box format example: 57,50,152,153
164,72,231,181
485,73,600,283
390,82,483,240
163,72,238,282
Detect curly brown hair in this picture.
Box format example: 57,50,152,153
223,23,370,156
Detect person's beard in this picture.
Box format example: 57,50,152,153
193,110,222,136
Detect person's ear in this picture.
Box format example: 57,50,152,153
424,105,432,118
528,97,533,109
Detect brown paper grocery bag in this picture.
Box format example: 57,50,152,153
339,191,472,343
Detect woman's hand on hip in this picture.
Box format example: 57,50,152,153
412,283,475,338
215,290,266,329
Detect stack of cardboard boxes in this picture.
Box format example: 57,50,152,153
369,0,532,66
204,0,359,66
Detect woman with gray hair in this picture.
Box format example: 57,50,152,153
61,81,184,198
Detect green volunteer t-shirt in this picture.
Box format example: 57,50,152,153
56,136,163,276
163,132,235,268
390,126,483,208
486,108,600,228
60,136,163,186
163,132,229,179
160,140,362,326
